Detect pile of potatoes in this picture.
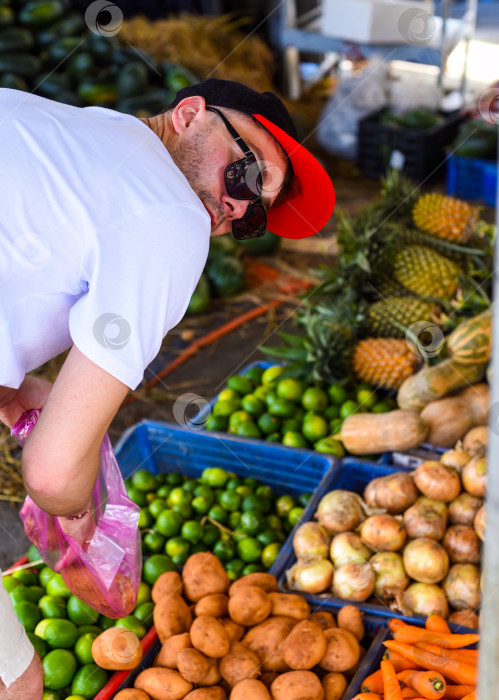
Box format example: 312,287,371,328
114,552,370,700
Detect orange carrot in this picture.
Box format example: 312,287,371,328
361,669,384,694
382,659,404,700
396,670,446,699
455,650,479,659
426,616,451,634
402,690,420,698
393,625,479,649
351,694,382,700
390,619,408,633
415,642,478,666
385,649,424,672
460,693,476,700
441,687,476,699
383,642,477,686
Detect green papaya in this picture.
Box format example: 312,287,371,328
36,12,85,47
77,76,117,105
116,89,173,116
46,36,82,64
66,51,95,81
162,62,198,92
34,71,72,98
207,254,246,298
207,235,239,261
237,229,281,255
116,61,149,101
187,274,211,314
18,0,65,27
0,72,28,90
85,33,119,64
0,27,34,52
0,52,41,78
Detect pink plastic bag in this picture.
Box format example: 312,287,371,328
12,409,142,618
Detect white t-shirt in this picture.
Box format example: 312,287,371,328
0,88,210,390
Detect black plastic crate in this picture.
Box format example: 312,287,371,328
357,108,463,182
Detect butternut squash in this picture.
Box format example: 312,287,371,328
339,410,428,455
420,383,489,447
397,358,486,411
447,308,492,365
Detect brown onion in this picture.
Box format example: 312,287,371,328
440,449,472,471
474,505,486,542
397,582,449,618
448,609,479,629
331,562,375,602
462,426,488,454
316,490,363,534
403,498,447,540
403,538,449,584
286,558,334,594
360,515,407,552
443,563,481,610
293,522,330,560
462,455,487,497
364,478,382,508
330,532,371,568
366,472,418,514
414,461,461,502
442,525,481,564
370,551,409,599
448,493,483,526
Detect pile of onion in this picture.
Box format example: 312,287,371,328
397,582,449,619
286,558,334,594
360,515,406,552
363,472,418,514
316,490,364,534
403,538,449,584
414,461,461,502
370,551,409,599
329,532,371,568
474,505,486,542
448,492,483,526
293,522,330,560
461,454,487,497
443,563,481,610
403,497,447,540
442,525,480,564
332,561,375,602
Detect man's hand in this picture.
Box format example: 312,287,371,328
0,376,52,429
0,652,43,700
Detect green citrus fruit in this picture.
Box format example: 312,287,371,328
242,563,265,575
136,582,152,606
253,385,270,402
98,614,115,631
205,414,228,431
240,510,266,535
35,618,78,649
165,537,190,565
2,575,21,592
166,473,184,487
143,554,176,585
213,538,235,562
42,649,77,690
213,400,239,417
148,499,168,519
261,365,284,385
266,432,280,442
218,388,241,403
314,437,345,457
114,615,146,639
10,587,33,606
26,544,41,562
299,492,312,507
328,384,349,405
46,574,71,599
167,487,191,509
181,521,204,543
39,595,68,619
156,485,171,499
227,375,253,395
131,470,157,492
75,625,101,637
245,367,264,384
228,410,253,432
301,387,329,412
225,477,241,491
207,505,228,524
191,496,211,515
302,415,328,442
74,633,97,665
237,537,263,563
340,400,359,420
324,404,340,420
268,398,295,418
12,569,38,586
143,531,166,554
288,507,304,527
126,486,147,507
266,514,283,530
155,509,183,537
241,494,264,512
356,387,377,409
235,421,261,438
42,691,61,700
201,468,229,488
281,418,301,433
67,597,99,626
276,378,303,403
257,529,282,546
264,390,278,407
218,491,242,512
27,631,48,658
282,431,308,448
225,559,245,579
14,600,41,632
27,585,45,604
372,401,391,413
262,542,281,568
329,418,343,434
133,601,155,629
202,525,220,547
71,663,108,698
241,394,265,417
228,511,242,529
257,412,281,435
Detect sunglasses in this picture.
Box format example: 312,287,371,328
206,106,267,240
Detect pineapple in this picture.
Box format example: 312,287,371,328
353,338,421,389
392,245,459,299
412,193,479,244
367,296,437,338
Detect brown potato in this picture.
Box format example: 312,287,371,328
134,668,192,700
336,606,364,641
183,553,230,602
281,620,327,670
228,586,271,627
322,672,347,700
271,671,324,700
195,594,229,618
243,617,296,672
219,640,261,687
259,672,279,689
220,618,245,642
152,571,183,604
177,648,211,684
183,688,226,700
91,628,143,670
268,592,310,620
309,612,336,631
230,679,271,699
201,657,222,686
114,691,151,700
190,615,230,658
153,595,192,643
228,573,278,596
319,628,360,673
154,633,191,669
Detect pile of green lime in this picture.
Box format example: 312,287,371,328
127,466,311,581
6,545,154,699
204,364,396,455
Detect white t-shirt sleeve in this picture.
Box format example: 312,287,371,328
0,572,35,687
69,204,209,389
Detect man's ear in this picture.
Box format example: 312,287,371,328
171,96,207,135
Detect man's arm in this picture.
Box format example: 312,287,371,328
0,376,53,429
20,346,129,517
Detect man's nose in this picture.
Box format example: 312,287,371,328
222,194,249,221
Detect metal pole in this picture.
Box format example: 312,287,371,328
477,131,499,697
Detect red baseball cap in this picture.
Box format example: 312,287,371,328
168,79,335,239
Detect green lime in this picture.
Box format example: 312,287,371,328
276,495,295,517
218,388,241,403
241,394,265,417
145,492,157,504
244,478,259,488
114,615,147,639
133,601,155,629
253,385,270,402
301,387,329,412
314,437,345,457
237,537,263,563
257,529,282,546
27,585,49,604
155,509,182,537
3,575,21,592
372,401,391,414
205,414,228,431
225,559,245,578
266,432,280,442
136,582,152,606
235,421,261,438
228,410,253,432
241,494,265,512
302,415,328,442
356,387,377,409
276,378,303,403
234,485,252,499
329,418,343,435
282,418,301,433
191,496,211,515
218,491,242,512
213,400,239,417
126,486,147,507
10,587,33,606
282,431,308,448
328,384,349,405
42,649,77,690
324,404,340,420
242,563,265,575
181,521,204,543
213,538,235,562
261,365,284,385
156,474,168,485
257,412,281,435
12,569,38,586
42,691,61,700
75,625,102,637
172,502,193,520
288,507,304,527
202,525,220,546
14,600,41,632
27,544,41,562
225,477,242,491
165,537,190,564
240,510,266,535
208,505,228,525
39,595,68,619
227,375,253,395
65,696,86,700
299,492,312,507
255,485,273,499
142,554,176,585
262,542,281,568
74,633,97,665
156,485,171,499
98,614,115,631
226,512,239,530
28,631,48,658
148,498,168,519
131,470,157,492
166,473,184,487
268,398,295,418
264,390,278,407
340,400,359,420
67,597,99,626
266,514,283,530
202,468,229,488
35,619,78,649
143,531,166,554
167,487,191,509
71,663,108,698
245,367,264,384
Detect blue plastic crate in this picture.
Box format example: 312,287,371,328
447,153,498,208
